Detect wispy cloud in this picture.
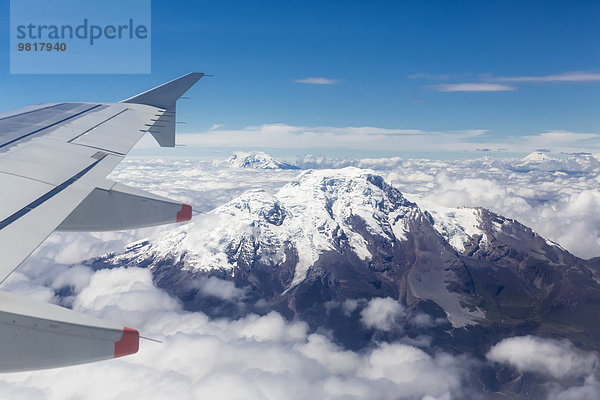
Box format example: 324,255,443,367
492,71,600,83
487,336,598,379
408,73,450,80
428,83,516,92
151,123,600,155
173,124,492,152
415,71,600,93
295,77,340,85
524,130,600,144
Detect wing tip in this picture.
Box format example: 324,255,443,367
176,203,193,223
114,327,140,358
121,72,205,109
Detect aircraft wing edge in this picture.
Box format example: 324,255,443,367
0,290,139,372
56,180,193,231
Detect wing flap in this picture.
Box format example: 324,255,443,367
144,107,176,147
68,104,156,154
0,139,105,186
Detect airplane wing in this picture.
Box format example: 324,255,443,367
0,73,203,372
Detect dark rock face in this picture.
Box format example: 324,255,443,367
86,170,600,399
462,208,600,352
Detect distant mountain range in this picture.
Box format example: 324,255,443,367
88,165,600,398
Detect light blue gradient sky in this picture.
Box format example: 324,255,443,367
1,0,599,158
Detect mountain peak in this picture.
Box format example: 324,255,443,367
523,151,553,162
103,168,419,286
228,152,299,170
95,167,595,337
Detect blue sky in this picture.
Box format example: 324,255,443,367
1,0,599,158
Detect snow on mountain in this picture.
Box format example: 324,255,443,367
522,151,554,162
273,168,417,286
228,151,299,170
417,199,487,253
112,167,418,287
102,167,507,328
98,165,600,335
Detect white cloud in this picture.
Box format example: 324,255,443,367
407,73,450,80
166,125,502,153
189,276,246,301
359,342,463,397
0,266,467,400
487,336,599,379
488,336,600,399
409,313,435,328
73,267,181,326
294,77,339,85
360,297,405,331
129,116,600,154
427,83,516,92
342,298,361,316
546,376,600,400
364,155,600,259
493,71,600,83
524,130,600,144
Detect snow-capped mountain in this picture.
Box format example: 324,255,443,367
107,167,418,282
522,151,554,162
228,151,299,170
92,167,600,356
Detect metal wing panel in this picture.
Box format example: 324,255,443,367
0,173,54,221
0,103,62,120
57,181,192,232
0,103,105,152
69,104,159,154
0,102,159,280
0,290,137,372
0,138,105,186
46,103,130,142
0,154,123,282
0,74,202,282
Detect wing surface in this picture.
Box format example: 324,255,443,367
0,73,203,371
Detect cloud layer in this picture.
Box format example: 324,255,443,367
0,266,467,400
2,155,600,398
161,124,600,154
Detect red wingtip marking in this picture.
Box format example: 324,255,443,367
176,203,193,222
114,327,139,358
